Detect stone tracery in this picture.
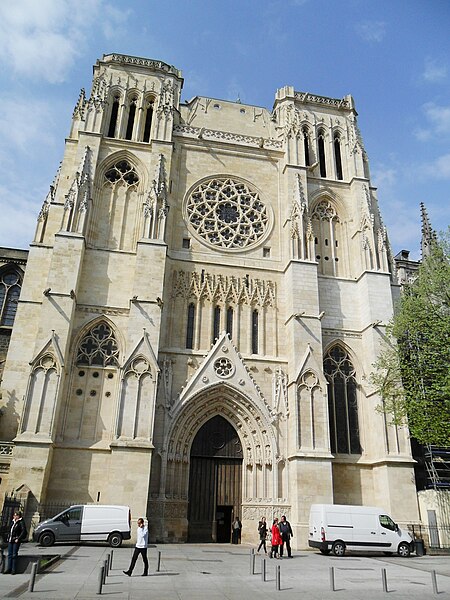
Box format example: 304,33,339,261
185,177,270,250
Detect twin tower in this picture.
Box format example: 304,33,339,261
0,54,418,545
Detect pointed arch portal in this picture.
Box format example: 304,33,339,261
188,415,243,543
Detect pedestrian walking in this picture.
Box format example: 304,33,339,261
231,516,242,544
4,511,27,575
123,518,148,577
269,518,282,559
279,515,293,558
256,516,268,554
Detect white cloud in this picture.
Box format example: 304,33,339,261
372,166,397,189
422,58,447,83
355,21,386,43
423,153,450,179
0,0,129,84
0,182,40,249
422,102,450,135
0,96,55,153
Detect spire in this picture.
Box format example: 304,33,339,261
420,202,436,258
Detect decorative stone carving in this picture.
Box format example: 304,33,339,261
185,176,270,251
173,270,276,308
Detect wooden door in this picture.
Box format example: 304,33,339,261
188,415,242,542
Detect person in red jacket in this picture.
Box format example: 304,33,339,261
269,518,282,559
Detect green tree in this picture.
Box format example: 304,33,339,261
371,230,450,446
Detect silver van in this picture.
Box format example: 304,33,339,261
33,504,131,548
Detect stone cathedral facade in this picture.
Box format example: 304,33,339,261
0,54,420,546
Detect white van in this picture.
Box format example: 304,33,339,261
33,504,131,548
308,504,414,557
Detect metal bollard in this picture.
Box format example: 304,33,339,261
431,570,439,595
261,557,266,582
110,549,113,570
157,550,161,572
105,554,110,577
249,548,255,574
381,568,388,593
28,561,39,592
103,559,108,584
275,564,281,591
329,566,335,591
97,566,104,595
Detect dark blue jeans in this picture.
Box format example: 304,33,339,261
7,542,20,573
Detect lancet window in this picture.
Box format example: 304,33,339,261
125,96,138,140
107,94,120,138
0,268,22,327
251,309,259,354
318,130,327,177
334,134,343,180
186,303,195,349
213,306,221,343
226,307,233,338
142,98,154,143
303,127,311,167
324,346,360,454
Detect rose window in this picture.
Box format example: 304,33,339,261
214,357,234,378
185,177,270,250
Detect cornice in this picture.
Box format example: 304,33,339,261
173,124,282,150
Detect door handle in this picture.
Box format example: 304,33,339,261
371,531,376,534
381,532,386,535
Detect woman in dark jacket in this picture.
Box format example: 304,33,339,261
6,511,27,574
257,516,268,554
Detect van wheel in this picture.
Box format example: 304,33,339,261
320,548,331,555
398,542,410,558
332,541,346,557
108,532,123,548
39,532,55,547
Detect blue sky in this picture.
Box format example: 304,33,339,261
0,0,449,258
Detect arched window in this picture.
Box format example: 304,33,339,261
125,97,137,140
90,159,140,251
76,321,119,367
213,306,221,342
186,303,195,349
302,127,310,167
324,346,360,454
63,321,119,442
142,99,154,143
0,269,22,326
107,95,120,138
251,309,259,354
226,307,233,338
318,130,327,177
334,134,343,180
311,199,341,276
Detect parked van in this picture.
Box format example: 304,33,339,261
33,505,131,548
309,504,414,557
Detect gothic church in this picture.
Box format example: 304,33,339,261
0,54,420,545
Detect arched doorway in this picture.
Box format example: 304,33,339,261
188,415,243,542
